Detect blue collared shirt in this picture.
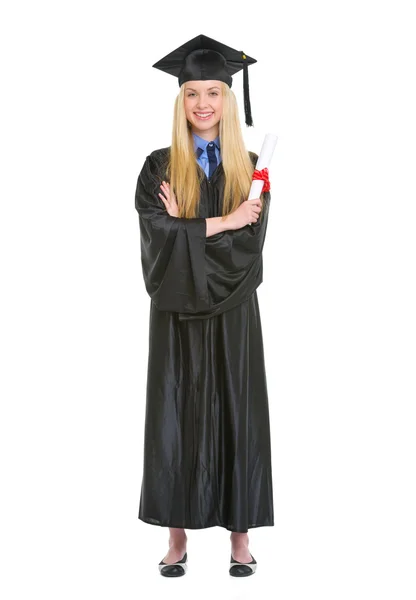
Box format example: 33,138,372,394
192,132,222,178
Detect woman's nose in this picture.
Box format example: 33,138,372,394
196,97,209,108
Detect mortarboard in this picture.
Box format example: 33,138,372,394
152,34,257,127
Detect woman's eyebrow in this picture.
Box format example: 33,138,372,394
186,86,220,91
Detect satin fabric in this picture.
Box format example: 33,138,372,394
135,148,274,532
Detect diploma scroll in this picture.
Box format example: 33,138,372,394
248,133,278,200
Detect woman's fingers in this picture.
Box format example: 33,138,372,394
159,182,171,203
159,181,178,218
160,181,174,201
247,198,262,209
161,181,178,207
158,193,169,207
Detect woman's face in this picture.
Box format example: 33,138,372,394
184,80,223,140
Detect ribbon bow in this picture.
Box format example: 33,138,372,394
252,167,270,192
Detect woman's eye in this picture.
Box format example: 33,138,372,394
187,92,218,97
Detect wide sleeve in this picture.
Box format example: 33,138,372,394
134,152,271,320
193,187,270,321
135,154,210,313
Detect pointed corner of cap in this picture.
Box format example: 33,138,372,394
241,51,257,65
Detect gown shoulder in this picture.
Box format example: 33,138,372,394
138,147,171,188
147,146,171,165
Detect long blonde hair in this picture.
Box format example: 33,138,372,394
166,81,260,220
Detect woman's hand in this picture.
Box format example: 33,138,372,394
158,181,179,217
226,198,263,230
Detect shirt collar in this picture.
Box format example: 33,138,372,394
192,132,220,155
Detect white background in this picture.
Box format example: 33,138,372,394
1,1,415,598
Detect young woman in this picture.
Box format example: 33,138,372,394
134,35,274,578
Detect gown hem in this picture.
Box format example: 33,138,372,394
138,514,274,533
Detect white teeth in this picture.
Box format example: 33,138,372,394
195,113,213,118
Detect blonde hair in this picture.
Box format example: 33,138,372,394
166,81,262,220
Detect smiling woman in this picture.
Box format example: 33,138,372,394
166,78,262,223
184,82,223,138
134,34,274,579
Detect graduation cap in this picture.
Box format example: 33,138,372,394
152,34,257,127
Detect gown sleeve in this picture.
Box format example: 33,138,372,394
135,151,271,320
135,152,210,314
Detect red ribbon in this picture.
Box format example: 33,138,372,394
252,167,270,192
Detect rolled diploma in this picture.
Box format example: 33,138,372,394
248,133,278,200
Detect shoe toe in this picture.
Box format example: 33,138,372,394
229,553,257,577
229,564,255,577
158,551,187,577
160,564,185,577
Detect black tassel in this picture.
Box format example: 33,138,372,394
242,60,254,127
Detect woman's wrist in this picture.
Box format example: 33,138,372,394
205,215,234,237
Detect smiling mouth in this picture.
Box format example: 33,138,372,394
194,112,214,120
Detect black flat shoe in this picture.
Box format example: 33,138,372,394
229,553,257,577
158,551,188,577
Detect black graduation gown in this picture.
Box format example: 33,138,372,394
135,147,274,533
